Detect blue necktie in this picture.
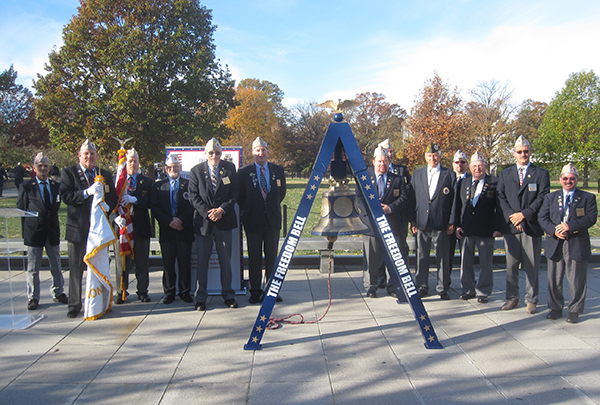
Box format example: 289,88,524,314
564,194,571,221
377,175,385,198
171,180,177,216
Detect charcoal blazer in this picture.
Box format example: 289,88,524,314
451,174,500,238
539,189,597,262
60,165,117,243
127,174,153,238
188,160,239,236
497,164,550,236
411,165,456,231
152,177,194,243
17,178,61,247
238,162,286,233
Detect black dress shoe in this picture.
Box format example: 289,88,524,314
477,296,488,303
388,290,397,298
459,293,476,300
546,309,562,320
224,299,239,308
276,295,283,302
67,309,79,318
566,313,579,323
53,294,68,304
179,294,194,303
114,295,125,305
418,289,428,298
27,298,39,310
248,295,261,304
439,291,451,300
195,302,206,311
138,294,151,303
366,290,377,298
164,295,175,304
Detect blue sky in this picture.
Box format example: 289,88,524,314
2,0,600,111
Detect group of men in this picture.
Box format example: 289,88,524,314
363,136,597,323
19,136,287,317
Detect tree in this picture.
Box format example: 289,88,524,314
514,99,547,147
537,70,600,188
282,101,329,173
406,73,471,169
465,80,516,172
34,0,235,167
345,92,407,160
224,79,287,165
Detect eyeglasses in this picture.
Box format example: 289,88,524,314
561,177,577,182
207,151,221,156
515,150,530,155
454,161,467,164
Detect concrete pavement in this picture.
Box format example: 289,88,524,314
1,259,600,404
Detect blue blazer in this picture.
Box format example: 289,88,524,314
411,165,456,231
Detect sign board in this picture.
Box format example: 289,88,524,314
165,146,244,296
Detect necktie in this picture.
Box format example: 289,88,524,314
519,167,524,186
86,169,94,184
42,181,51,209
127,176,134,194
211,165,217,191
171,180,177,217
259,166,268,200
564,194,571,221
377,175,385,198
428,168,436,198
471,180,479,206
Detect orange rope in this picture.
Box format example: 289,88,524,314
267,250,333,330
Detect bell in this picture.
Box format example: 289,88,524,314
311,179,370,241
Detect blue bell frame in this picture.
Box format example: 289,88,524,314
244,121,443,350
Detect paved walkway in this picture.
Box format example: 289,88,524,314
1,260,599,405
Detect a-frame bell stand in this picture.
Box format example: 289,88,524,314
244,116,443,350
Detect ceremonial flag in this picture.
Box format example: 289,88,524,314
84,176,118,320
113,145,134,300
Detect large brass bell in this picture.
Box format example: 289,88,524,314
311,178,369,238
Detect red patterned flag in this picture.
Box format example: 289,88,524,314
114,147,134,303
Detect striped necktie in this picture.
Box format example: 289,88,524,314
259,166,268,200
211,166,217,191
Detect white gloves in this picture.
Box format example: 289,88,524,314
114,215,127,229
120,194,137,205
85,182,103,198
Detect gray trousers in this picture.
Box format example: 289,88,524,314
415,228,450,294
194,229,235,302
547,241,587,314
67,241,86,312
503,233,541,304
460,236,494,297
27,242,64,301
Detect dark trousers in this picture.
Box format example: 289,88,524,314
246,225,280,297
195,229,234,302
115,233,151,296
160,235,192,297
547,241,588,314
67,241,86,312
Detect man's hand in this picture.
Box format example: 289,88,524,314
381,203,391,215
208,207,224,222
114,215,127,229
509,212,525,227
455,227,464,240
169,217,183,230
120,194,137,205
555,222,569,239
85,182,103,198
447,224,455,235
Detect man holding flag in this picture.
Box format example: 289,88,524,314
113,148,153,304
60,139,118,319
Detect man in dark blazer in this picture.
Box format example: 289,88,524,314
411,143,456,300
189,138,239,311
152,154,194,304
363,147,414,298
238,137,286,304
497,136,550,314
377,139,413,289
452,152,502,303
449,150,469,278
113,148,153,304
17,152,67,310
539,163,597,323
60,139,117,318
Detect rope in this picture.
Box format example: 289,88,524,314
266,249,333,330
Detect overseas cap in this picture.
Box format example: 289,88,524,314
425,143,441,154
126,148,139,159
373,146,390,158
205,137,222,152
514,135,531,150
453,150,467,162
33,152,49,165
470,151,487,163
560,162,579,177
252,136,268,150
80,139,96,152
165,154,180,166
378,139,392,150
